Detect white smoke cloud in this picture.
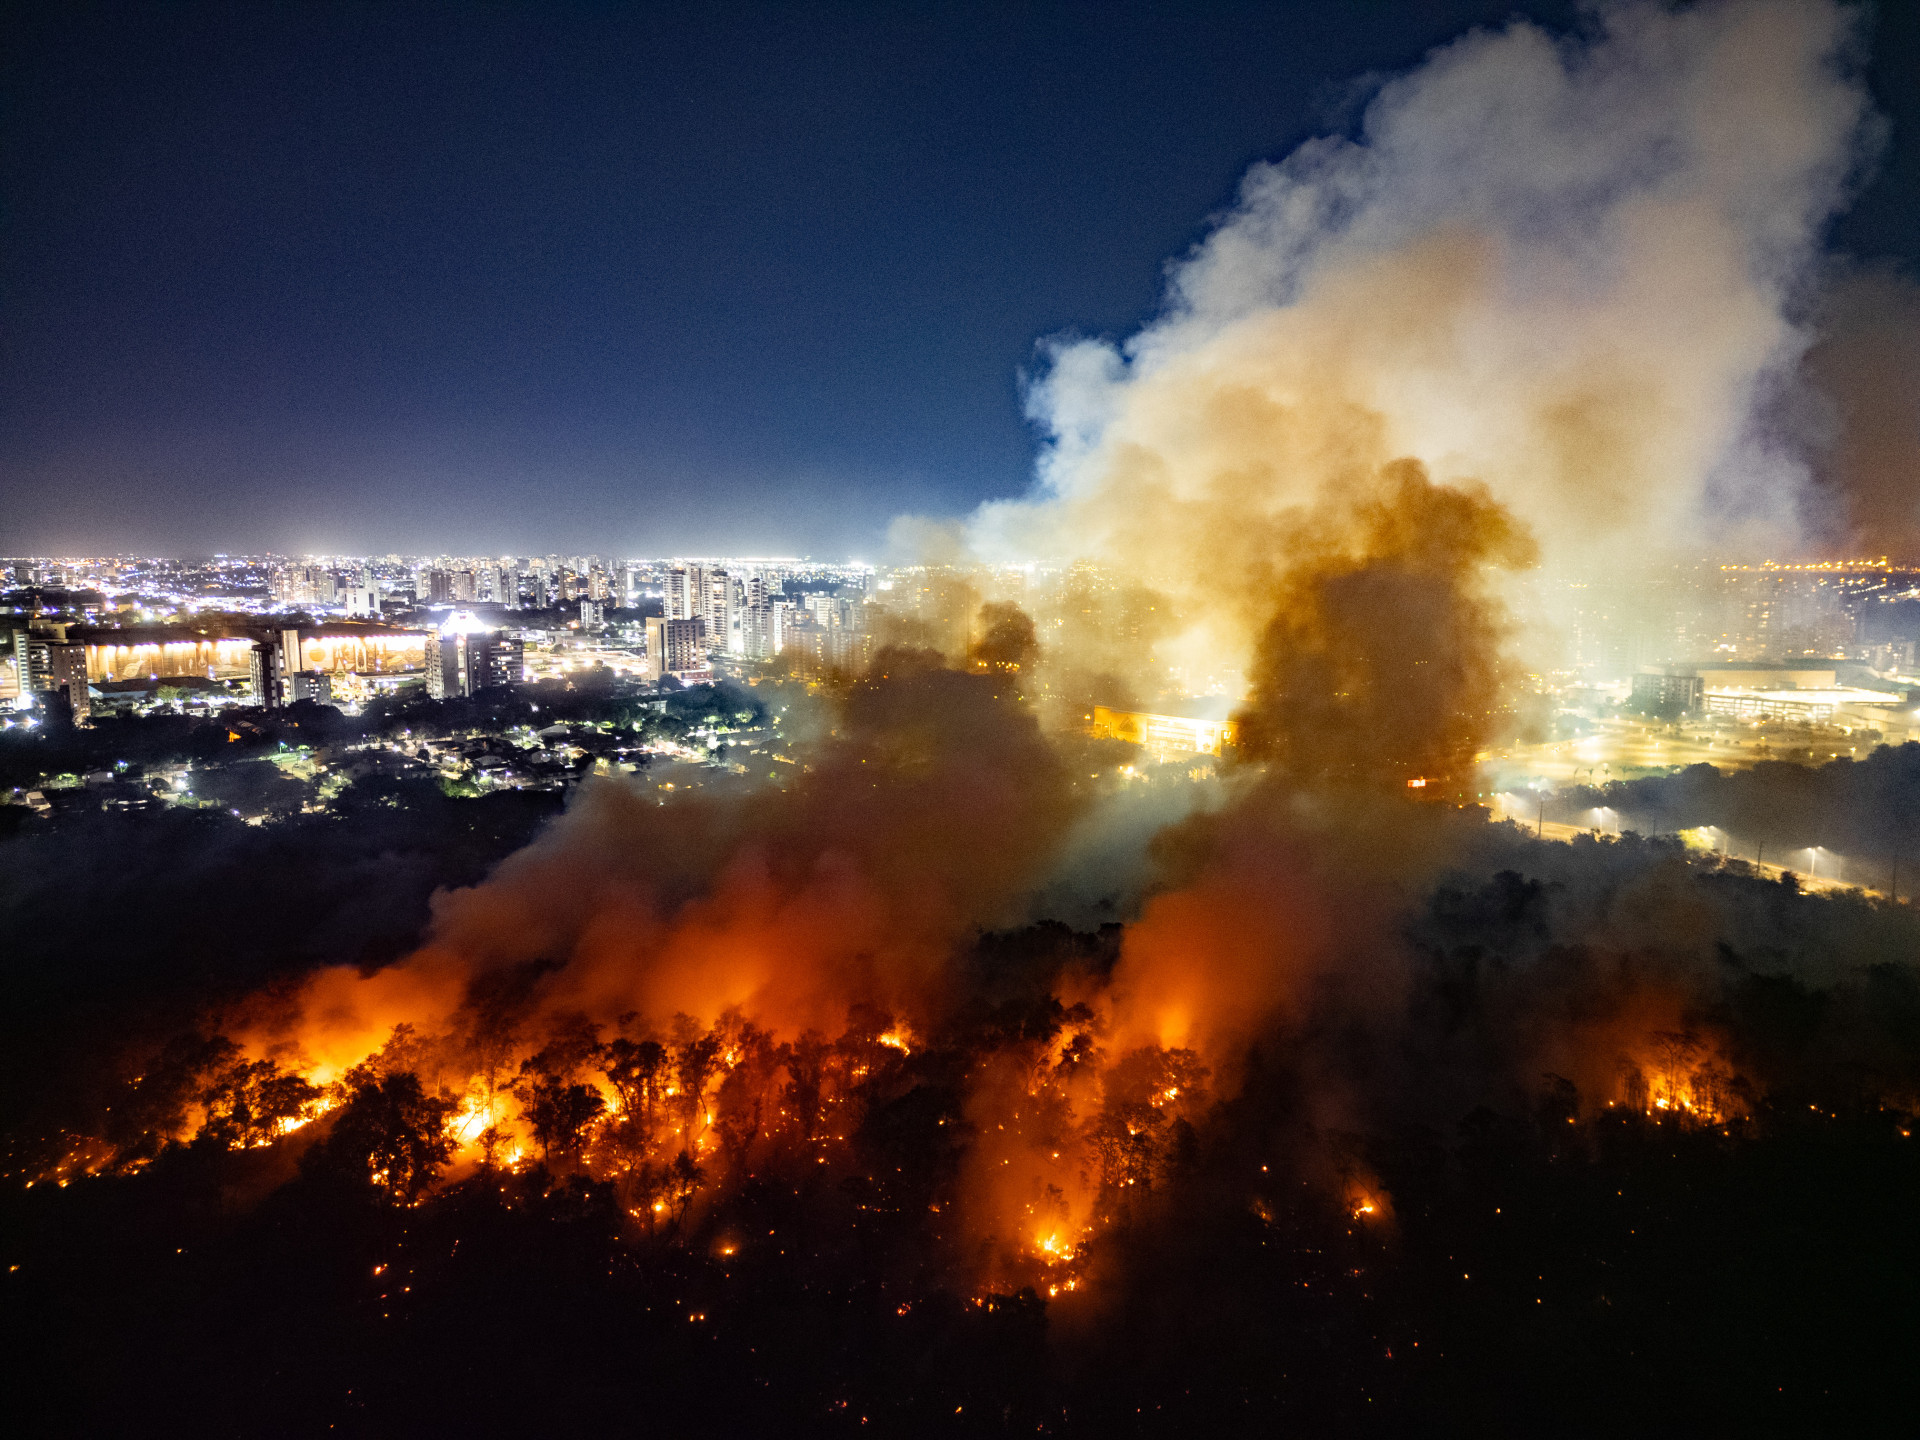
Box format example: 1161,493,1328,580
970,0,1877,681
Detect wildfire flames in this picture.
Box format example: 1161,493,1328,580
25,455,1919,1385
28,465,1915,1306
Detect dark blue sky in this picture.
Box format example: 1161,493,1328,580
3,1,1915,558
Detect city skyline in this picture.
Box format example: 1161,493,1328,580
4,1,1918,559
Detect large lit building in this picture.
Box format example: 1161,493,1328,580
424,612,524,698
666,563,700,622
249,640,283,706
46,642,89,721
1090,700,1239,756
1703,686,1915,730
270,564,337,606
645,616,706,680
287,670,333,704
1629,670,1705,711
252,627,312,707
7,626,50,701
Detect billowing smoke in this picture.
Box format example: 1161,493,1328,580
242,652,1083,1084
61,0,1897,1203
971,0,1878,691
1231,458,1537,787
1801,265,1920,558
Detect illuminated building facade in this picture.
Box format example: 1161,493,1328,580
47,642,89,720
1629,671,1705,712
645,616,706,680
1703,687,1904,725
424,613,524,698
250,640,282,706
287,671,333,704
666,564,699,622
1090,703,1239,756
7,626,50,700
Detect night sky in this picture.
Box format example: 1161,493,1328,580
3,1,1915,559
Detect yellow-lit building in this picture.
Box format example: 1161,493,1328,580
1090,703,1239,756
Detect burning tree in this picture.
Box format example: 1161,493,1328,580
320,1068,457,1203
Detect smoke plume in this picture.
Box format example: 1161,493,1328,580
245,655,1081,1083
1801,265,1920,558
972,0,1878,689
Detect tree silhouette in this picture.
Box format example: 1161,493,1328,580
519,1074,606,1172
322,1068,456,1203
198,1057,323,1149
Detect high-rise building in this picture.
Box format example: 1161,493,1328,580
766,599,794,658
249,627,314,706
46,642,89,721
645,616,706,680
344,584,380,618
580,599,603,629
277,627,304,679
666,564,703,623
588,568,610,602
781,618,828,676
269,564,337,606
451,570,478,602
427,569,454,604
705,569,734,654
7,627,46,702
250,641,283,707
425,612,524,698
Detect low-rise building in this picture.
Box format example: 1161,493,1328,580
1090,699,1239,756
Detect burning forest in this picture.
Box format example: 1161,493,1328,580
9,1,1920,1435
14,489,1920,1433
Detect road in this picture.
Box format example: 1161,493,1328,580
1480,716,1875,794
1491,809,1893,901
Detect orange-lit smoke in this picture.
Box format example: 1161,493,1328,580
1232,458,1536,787
244,653,1080,1086
966,0,1877,692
